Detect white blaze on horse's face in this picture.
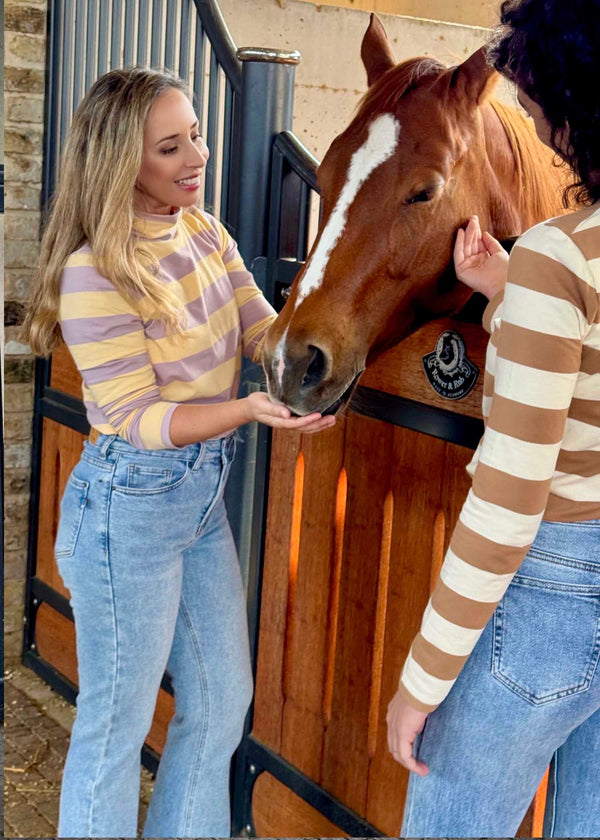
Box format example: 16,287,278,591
274,326,289,389
294,112,400,309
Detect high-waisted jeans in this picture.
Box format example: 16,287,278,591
402,518,600,838
55,433,253,838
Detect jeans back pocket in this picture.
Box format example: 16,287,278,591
493,565,600,705
55,475,90,559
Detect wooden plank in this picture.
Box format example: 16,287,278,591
253,772,346,838
360,317,488,418
320,411,395,817
36,418,86,599
279,419,346,779
252,430,302,751
50,342,83,400
365,425,447,834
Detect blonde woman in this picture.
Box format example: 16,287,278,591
23,67,335,838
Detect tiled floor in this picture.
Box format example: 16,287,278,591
4,665,154,838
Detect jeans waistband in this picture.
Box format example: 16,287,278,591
87,432,236,464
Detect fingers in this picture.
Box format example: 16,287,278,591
465,215,484,258
483,230,507,256
301,417,337,434
453,227,465,268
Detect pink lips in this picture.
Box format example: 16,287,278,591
176,180,200,192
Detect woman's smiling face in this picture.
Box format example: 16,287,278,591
135,87,210,214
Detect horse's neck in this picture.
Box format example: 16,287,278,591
479,101,563,237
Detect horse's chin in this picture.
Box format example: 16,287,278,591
288,372,362,418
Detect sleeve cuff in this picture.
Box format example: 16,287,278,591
396,681,439,714
482,289,504,334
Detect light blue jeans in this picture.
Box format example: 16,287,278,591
55,433,253,838
402,518,600,838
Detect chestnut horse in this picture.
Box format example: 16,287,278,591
262,15,567,416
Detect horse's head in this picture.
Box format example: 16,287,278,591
263,15,555,416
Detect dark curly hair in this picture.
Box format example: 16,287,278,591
487,0,600,206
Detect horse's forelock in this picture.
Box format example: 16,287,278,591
356,57,446,121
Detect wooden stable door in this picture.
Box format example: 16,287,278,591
250,315,543,836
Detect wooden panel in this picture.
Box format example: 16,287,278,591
253,430,303,751
320,412,395,815
50,342,83,400
365,426,447,834
145,689,175,756
279,420,346,779
36,602,79,685
36,418,86,599
253,772,346,838
35,602,174,756
293,0,497,28
360,317,488,419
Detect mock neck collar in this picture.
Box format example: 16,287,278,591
133,207,182,241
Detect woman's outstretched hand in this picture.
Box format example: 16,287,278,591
245,391,336,434
454,215,509,301
387,688,430,776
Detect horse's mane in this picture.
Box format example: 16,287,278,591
487,99,569,223
355,57,445,121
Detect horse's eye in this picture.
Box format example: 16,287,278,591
405,190,434,205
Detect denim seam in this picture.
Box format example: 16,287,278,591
511,575,600,596
178,595,210,836
527,548,600,574
87,471,120,837
549,748,558,837
55,480,89,559
194,452,233,540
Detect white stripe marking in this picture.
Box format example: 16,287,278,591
295,113,400,308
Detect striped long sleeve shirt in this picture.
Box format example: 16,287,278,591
59,208,276,450
399,203,600,713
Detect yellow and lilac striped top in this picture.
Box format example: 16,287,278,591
59,208,276,449
400,203,600,713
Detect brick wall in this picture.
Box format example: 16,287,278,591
4,0,47,663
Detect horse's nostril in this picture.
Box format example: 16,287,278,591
301,345,326,390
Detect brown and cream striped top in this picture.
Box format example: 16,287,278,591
399,203,600,713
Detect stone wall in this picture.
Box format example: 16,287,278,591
4,0,47,663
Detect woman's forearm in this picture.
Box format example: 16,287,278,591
169,399,251,447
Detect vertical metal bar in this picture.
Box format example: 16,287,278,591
137,0,150,65
60,0,75,151
178,0,192,80
124,0,137,67
111,0,124,68
219,80,233,223
164,0,177,70
204,50,221,214
234,50,300,268
297,180,310,262
192,21,205,127
43,0,64,204
151,0,164,68
85,0,99,90
72,0,86,112
97,0,110,76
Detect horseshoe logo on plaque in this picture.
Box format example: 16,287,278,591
422,330,479,400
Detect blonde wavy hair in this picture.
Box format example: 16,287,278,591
23,67,190,356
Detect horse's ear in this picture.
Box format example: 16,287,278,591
451,47,499,106
361,14,396,88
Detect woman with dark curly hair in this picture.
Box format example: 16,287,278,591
385,0,600,836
